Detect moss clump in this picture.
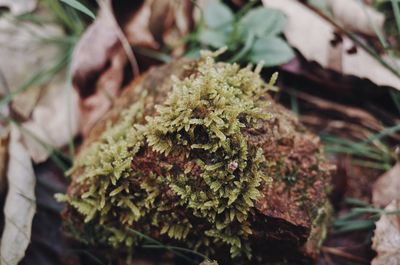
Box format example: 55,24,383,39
58,51,277,259
58,51,332,264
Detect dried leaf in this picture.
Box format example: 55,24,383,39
371,200,400,265
71,6,125,135
0,126,36,265
262,0,400,90
123,0,158,48
327,0,385,36
373,163,400,208
0,0,36,15
0,17,63,117
21,78,80,163
71,7,122,97
148,0,193,55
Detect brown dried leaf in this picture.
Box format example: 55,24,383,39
147,0,193,56
0,126,36,265
123,0,158,49
373,163,400,208
262,0,400,90
71,7,122,97
371,200,400,265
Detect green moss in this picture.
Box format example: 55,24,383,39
57,50,278,259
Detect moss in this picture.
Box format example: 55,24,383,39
57,51,278,259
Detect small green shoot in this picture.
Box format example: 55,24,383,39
186,0,294,67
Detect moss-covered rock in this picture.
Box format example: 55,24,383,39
58,52,333,264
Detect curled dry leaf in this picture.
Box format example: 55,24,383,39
0,126,36,265
123,0,158,49
371,200,400,265
262,0,400,90
372,163,400,208
71,4,126,136
327,0,384,36
0,0,36,15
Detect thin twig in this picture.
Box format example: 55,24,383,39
322,246,370,264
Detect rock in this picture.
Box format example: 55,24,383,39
58,53,333,264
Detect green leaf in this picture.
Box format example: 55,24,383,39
247,36,295,67
239,7,287,38
60,0,95,19
203,1,234,28
198,28,230,48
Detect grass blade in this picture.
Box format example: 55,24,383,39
391,0,400,35
60,0,96,20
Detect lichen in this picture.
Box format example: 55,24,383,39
57,51,287,260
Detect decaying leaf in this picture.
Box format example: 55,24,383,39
372,163,400,208
262,0,400,90
0,126,36,265
147,0,193,55
71,3,126,136
327,0,385,36
123,0,158,49
0,0,36,15
371,200,400,265
21,77,80,163
0,16,63,118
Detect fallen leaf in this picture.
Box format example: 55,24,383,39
21,77,80,163
148,0,193,55
327,0,385,36
20,161,80,265
11,86,42,120
0,125,36,265
0,16,63,118
262,0,400,90
0,0,36,15
371,200,400,265
71,4,126,135
372,163,400,208
123,0,159,49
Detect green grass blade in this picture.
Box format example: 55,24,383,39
391,0,400,35
60,0,96,20
334,219,375,233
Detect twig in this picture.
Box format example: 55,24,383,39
322,246,370,264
